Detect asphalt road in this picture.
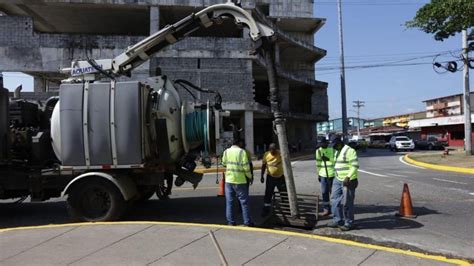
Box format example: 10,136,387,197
1,149,473,260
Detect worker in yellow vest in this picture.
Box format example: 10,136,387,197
327,138,359,231
222,139,254,226
315,138,335,216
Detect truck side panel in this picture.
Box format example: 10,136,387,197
115,82,143,165
89,83,113,165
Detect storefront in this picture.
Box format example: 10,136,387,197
409,115,474,147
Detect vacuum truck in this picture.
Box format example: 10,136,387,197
0,2,274,221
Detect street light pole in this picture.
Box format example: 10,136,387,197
337,0,348,142
462,30,472,155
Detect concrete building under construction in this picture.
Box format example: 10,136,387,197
0,0,328,154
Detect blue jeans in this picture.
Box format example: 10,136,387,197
331,178,357,227
225,183,252,225
320,176,334,212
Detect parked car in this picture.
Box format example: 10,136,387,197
389,136,415,151
415,138,448,150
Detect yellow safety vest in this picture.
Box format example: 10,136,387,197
221,145,252,184
315,147,335,178
334,145,359,181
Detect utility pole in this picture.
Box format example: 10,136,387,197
353,100,365,138
462,30,472,155
337,0,348,142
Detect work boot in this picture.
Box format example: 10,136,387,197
339,224,352,231
327,221,341,228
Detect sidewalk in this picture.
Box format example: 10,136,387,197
0,222,467,265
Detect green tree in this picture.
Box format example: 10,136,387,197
406,0,473,41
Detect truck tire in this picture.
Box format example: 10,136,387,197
67,178,126,222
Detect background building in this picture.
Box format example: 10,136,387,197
424,92,474,118
409,92,474,147
316,117,366,135
382,112,426,128
0,0,328,155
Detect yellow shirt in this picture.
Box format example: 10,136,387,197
263,151,283,178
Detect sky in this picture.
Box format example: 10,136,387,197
313,0,472,119
1,0,472,120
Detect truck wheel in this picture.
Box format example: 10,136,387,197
67,178,126,222
428,144,433,150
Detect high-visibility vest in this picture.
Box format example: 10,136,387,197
315,147,335,178
334,145,359,181
221,145,252,184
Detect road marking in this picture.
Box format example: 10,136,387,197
359,169,389,177
386,173,407,177
432,178,468,185
470,193,474,196
0,222,469,265
399,156,425,169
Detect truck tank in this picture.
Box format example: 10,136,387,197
50,76,216,168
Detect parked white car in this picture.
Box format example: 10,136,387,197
389,136,415,151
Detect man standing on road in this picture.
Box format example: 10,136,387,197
328,138,359,231
260,143,286,217
222,139,254,226
315,139,335,216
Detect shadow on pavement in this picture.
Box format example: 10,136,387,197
355,215,424,230
0,195,266,229
355,204,439,216
351,204,439,230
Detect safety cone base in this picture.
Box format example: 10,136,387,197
395,212,417,219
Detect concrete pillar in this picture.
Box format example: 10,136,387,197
312,87,328,116
145,6,160,78
33,76,46,92
244,111,255,155
150,6,160,35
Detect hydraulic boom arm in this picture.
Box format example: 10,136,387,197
63,2,274,80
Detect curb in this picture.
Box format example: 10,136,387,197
0,221,471,265
194,165,262,174
194,153,314,174
404,154,474,175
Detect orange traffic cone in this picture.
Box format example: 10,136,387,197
217,173,225,197
397,183,417,218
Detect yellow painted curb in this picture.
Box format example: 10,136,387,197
194,165,262,174
194,153,313,174
404,154,474,175
0,221,470,265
